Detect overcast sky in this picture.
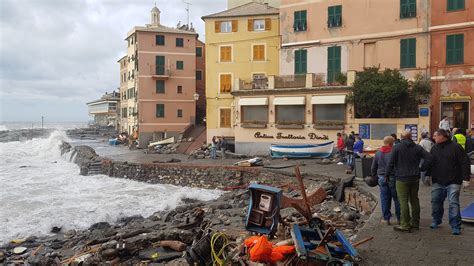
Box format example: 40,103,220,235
0,0,226,122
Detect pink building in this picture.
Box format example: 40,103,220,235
122,6,202,147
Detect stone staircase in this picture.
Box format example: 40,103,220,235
176,125,207,154
87,161,103,175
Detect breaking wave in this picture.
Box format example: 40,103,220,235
0,131,222,244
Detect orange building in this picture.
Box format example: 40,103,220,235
430,0,474,131
120,6,204,147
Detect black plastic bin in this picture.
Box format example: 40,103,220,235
355,157,373,178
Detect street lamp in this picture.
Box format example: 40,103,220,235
193,93,199,101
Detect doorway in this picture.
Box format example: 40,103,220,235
441,102,469,129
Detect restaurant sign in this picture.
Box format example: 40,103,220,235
254,132,329,140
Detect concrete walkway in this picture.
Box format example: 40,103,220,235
356,183,474,266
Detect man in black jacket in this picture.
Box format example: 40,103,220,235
385,130,432,232
427,129,471,235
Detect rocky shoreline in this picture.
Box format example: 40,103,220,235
0,139,376,265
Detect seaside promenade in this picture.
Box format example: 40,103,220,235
95,142,474,265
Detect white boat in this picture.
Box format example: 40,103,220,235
148,136,175,147
270,141,334,158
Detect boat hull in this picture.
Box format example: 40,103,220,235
270,142,334,158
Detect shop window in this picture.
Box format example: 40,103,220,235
447,0,464,11
446,34,464,65
400,0,416,18
220,46,232,62
253,45,265,61
313,104,345,122
294,49,307,74
241,106,268,124
327,46,341,83
220,74,232,93
276,105,305,125
156,104,165,118
328,5,342,28
220,108,231,128
293,10,307,32
400,38,416,68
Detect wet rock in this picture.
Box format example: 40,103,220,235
13,246,27,255
89,222,110,230
119,215,144,224
0,251,5,262
51,226,62,233
65,229,76,238
102,248,118,260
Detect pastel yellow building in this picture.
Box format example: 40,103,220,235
202,2,280,144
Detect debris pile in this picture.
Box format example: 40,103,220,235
145,143,181,154
188,144,248,160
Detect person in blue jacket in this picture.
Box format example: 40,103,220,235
353,135,364,155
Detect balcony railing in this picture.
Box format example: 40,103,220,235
150,65,170,78
312,72,347,87
274,74,306,88
238,77,268,90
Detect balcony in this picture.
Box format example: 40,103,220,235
312,72,348,87
274,74,306,88
150,65,170,79
238,77,268,90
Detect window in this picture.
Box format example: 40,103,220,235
276,106,305,125
156,35,165,45
196,47,203,57
176,61,184,70
176,38,184,47
156,104,165,118
327,46,341,83
253,45,265,61
177,109,183,118
220,108,231,128
220,74,232,93
293,10,307,32
122,108,127,118
253,19,265,31
220,46,232,62
446,34,464,65
177,85,183,94
242,106,268,124
196,70,202,80
314,104,345,122
400,0,416,18
294,49,307,74
155,56,165,75
328,5,342,28
400,38,416,68
156,80,165,94
447,0,464,11
215,21,237,33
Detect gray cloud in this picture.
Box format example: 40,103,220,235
0,0,226,122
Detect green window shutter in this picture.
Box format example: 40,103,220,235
177,61,184,70
176,38,184,47
156,35,165,45
295,50,307,74
301,50,307,74
448,0,465,11
327,46,341,83
447,34,464,64
400,38,416,68
156,80,165,94
156,104,165,118
155,56,165,75
196,71,202,80
196,47,202,57
294,11,307,32
400,0,416,18
328,6,342,28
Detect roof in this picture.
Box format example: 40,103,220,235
126,24,198,39
86,92,120,105
202,2,279,20
117,55,127,62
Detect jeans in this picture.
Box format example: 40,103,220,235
210,147,216,159
396,180,420,229
378,176,401,221
431,183,462,230
346,153,353,167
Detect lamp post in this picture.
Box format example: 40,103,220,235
193,93,200,125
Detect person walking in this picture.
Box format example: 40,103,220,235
452,128,466,150
419,132,434,185
220,136,227,160
427,129,471,235
385,130,432,232
391,133,401,145
210,136,218,159
439,116,450,131
371,136,400,225
345,134,355,167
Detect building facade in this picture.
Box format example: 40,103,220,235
118,55,130,133
87,91,120,128
196,39,206,124
430,0,474,131
228,0,280,9
121,6,201,147
202,2,281,145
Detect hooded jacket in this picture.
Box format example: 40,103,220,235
427,139,471,186
385,138,432,182
371,145,392,177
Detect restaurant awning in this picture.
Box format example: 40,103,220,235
238,97,268,106
311,95,346,104
273,96,305,105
